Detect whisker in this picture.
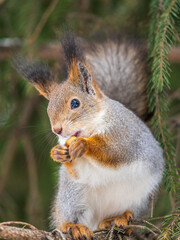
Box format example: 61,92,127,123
31,129,53,140
37,133,57,164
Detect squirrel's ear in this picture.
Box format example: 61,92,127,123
77,62,95,95
12,57,58,99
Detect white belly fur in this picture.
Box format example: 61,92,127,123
74,157,161,230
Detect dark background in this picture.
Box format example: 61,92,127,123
0,0,180,231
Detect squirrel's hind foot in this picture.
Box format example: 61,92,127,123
98,210,133,235
50,144,71,163
60,222,94,240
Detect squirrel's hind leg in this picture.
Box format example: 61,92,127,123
98,210,133,235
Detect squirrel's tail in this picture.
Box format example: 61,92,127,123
85,39,149,120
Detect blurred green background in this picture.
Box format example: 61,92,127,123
0,0,179,231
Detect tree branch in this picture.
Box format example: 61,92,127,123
0,218,162,240
0,40,180,63
0,225,58,240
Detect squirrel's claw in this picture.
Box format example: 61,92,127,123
60,223,94,240
98,210,133,235
50,144,71,163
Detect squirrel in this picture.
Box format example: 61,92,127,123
13,31,164,240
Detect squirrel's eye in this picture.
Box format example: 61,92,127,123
71,99,80,109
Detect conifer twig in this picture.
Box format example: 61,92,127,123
155,0,178,172
108,224,115,240
147,216,166,221
159,212,180,240
149,0,180,192
120,225,158,237
150,193,154,217
140,219,161,234
28,0,59,46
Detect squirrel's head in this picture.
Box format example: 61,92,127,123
13,32,105,143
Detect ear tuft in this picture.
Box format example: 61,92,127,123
78,62,95,95
59,30,97,96
59,30,84,70
12,56,57,99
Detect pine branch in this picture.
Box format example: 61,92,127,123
148,0,180,193
159,190,180,239
158,209,180,240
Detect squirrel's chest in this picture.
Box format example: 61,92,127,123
73,156,116,187
73,155,149,188
74,155,129,186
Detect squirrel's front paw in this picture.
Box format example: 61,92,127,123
50,144,71,163
66,137,87,160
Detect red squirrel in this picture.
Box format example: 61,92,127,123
13,32,164,239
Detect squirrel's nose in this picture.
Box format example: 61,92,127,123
53,127,62,135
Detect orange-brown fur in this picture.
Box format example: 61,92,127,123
71,135,127,169
51,134,128,177
50,143,77,178
63,162,77,178
68,59,80,85
85,135,128,167
68,59,103,98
